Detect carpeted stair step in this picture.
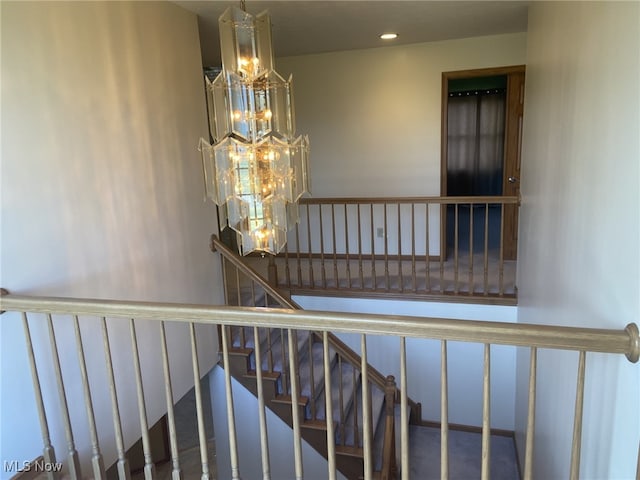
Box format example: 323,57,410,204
231,325,272,349
232,328,309,369
251,329,312,394
337,382,386,448
310,361,359,428
297,339,337,402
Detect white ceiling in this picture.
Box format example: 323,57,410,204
173,1,529,67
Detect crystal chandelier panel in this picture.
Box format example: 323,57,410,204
200,6,309,256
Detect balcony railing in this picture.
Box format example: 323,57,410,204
272,195,520,304
1,290,637,480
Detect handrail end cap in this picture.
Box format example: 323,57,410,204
624,323,639,363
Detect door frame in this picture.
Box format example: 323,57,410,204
440,65,526,261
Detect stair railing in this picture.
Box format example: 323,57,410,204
2,291,638,480
278,195,520,304
213,235,406,478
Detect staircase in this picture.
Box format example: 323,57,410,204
213,235,421,479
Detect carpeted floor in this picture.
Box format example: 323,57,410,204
408,425,520,479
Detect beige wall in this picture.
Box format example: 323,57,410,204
0,1,222,476
277,33,527,197
515,2,639,478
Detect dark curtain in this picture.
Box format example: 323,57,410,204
447,90,506,196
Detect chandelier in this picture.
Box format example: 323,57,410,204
200,5,310,256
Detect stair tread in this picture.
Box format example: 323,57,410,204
272,393,309,406
244,370,281,381
301,418,332,430
335,445,364,458
228,346,253,356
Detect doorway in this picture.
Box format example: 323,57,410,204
440,66,525,261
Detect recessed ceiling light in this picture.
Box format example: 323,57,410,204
380,33,398,40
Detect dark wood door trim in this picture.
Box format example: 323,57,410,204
440,65,526,261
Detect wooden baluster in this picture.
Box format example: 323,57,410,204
235,265,242,307
129,318,155,479
288,329,304,480
469,202,474,295
382,376,397,480
261,285,269,310
280,329,289,395
266,328,274,374
250,281,257,308
524,347,537,480
484,203,490,295
323,332,337,480
101,317,131,480
73,315,106,480
309,334,317,420
454,204,459,294
222,257,230,306
358,204,364,289
235,267,245,351
439,204,445,294
159,321,183,480
481,344,491,480
253,326,272,479
398,203,404,292
240,323,246,350
332,203,338,287
353,365,360,448
295,220,302,287
401,337,410,480
319,204,327,288
411,203,417,293
570,351,586,480
426,203,432,292
284,239,291,288
47,314,81,480
268,250,278,290
190,323,212,480
370,204,377,290
339,356,346,446
361,335,373,479
22,312,58,480
307,204,314,288
345,204,352,289
499,203,505,296
440,340,449,480
220,324,240,480
384,204,390,291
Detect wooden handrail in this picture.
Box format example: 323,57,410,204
299,195,521,205
210,235,301,309
2,292,638,363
